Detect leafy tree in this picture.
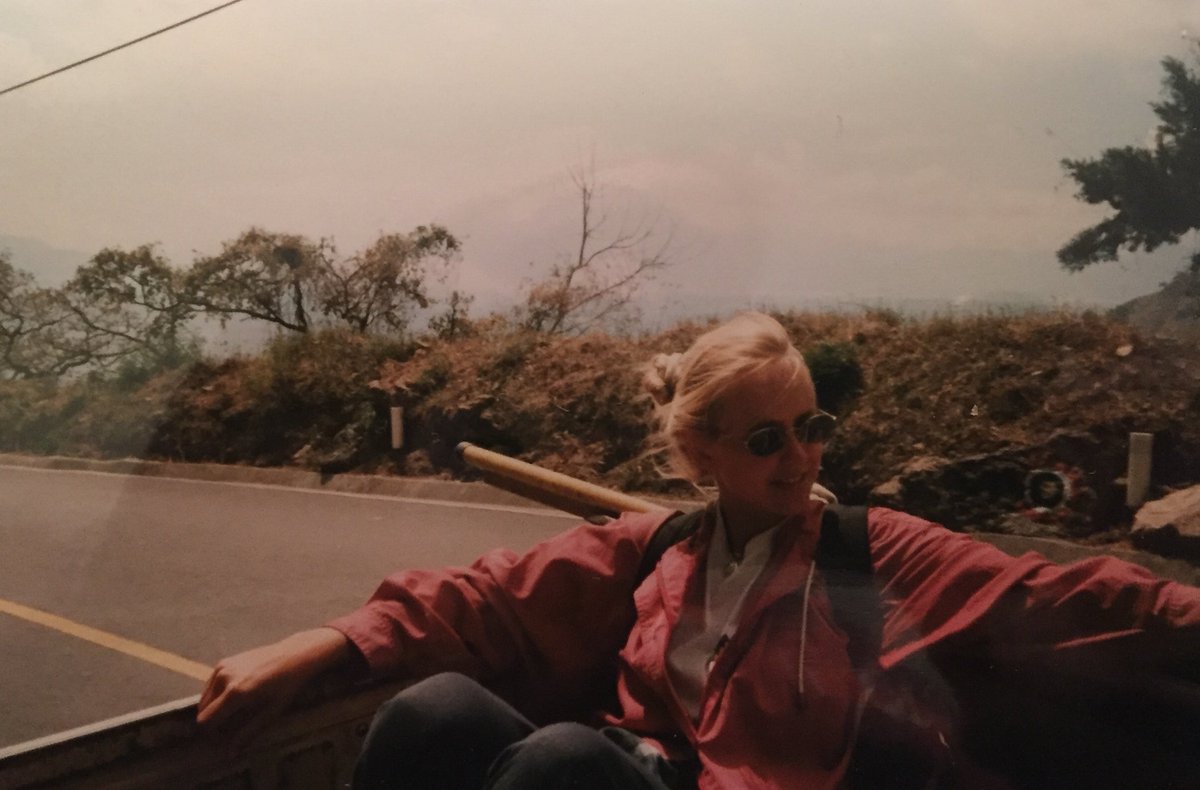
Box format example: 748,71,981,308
186,225,460,335
1059,55,1200,271
185,228,324,332
318,225,460,333
0,252,77,379
1,246,200,380
520,172,671,335
64,245,197,371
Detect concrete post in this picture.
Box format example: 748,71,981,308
390,406,403,450
1126,432,1153,507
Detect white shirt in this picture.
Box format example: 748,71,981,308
665,508,781,721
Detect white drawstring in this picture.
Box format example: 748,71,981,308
797,558,816,694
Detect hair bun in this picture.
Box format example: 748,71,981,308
644,352,683,406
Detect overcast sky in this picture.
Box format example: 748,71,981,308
3,0,1200,327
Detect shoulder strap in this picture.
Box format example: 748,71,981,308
817,504,872,572
635,509,705,587
816,505,881,671
635,504,873,586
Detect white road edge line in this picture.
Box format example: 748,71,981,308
0,463,579,519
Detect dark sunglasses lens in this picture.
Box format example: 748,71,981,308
745,426,785,457
797,413,836,443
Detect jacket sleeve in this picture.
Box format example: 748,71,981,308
325,510,668,714
868,507,1200,672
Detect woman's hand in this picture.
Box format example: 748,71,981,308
196,627,355,750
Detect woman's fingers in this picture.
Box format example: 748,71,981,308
196,664,231,717
197,678,252,733
195,629,354,744
196,656,276,736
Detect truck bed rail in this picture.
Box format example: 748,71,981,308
0,679,408,790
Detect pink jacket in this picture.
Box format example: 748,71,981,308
327,504,1200,789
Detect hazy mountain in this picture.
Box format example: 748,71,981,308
0,234,90,286
1110,269,1200,343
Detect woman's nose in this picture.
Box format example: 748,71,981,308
781,430,810,459
782,430,821,466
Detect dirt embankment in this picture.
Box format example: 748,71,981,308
4,309,1200,543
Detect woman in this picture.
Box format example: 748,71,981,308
197,312,1200,789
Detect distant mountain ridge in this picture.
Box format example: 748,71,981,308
0,234,90,286
1111,268,1200,343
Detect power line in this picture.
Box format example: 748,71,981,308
0,0,246,99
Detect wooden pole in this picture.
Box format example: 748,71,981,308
455,442,667,521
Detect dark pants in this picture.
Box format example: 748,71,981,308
353,672,683,790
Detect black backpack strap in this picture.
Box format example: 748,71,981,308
814,505,881,672
635,509,705,587
816,504,872,572
636,504,873,591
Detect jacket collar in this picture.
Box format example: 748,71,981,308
653,499,825,624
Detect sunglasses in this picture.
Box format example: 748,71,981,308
742,411,837,457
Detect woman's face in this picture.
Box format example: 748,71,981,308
690,357,824,527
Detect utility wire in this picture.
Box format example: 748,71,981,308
0,0,246,98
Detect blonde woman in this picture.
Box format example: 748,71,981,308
199,312,1200,789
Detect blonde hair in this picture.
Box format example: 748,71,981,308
643,311,811,481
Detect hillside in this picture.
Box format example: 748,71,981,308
1111,268,1200,343
3,309,1200,545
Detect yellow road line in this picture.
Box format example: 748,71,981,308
0,599,211,681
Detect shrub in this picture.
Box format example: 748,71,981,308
0,379,67,454
149,329,413,465
804,341,864,414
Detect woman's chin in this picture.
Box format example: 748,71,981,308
763,481,816,517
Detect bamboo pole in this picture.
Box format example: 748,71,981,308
455,442,667,521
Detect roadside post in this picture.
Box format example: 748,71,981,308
389,388,408,451
1126,432,1153,507
390,405,403,450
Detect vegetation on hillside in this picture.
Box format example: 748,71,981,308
3,308,1199,539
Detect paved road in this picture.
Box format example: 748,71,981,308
0,465,577,749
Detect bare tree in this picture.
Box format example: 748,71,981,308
427,289,476,339
521,172,671,335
